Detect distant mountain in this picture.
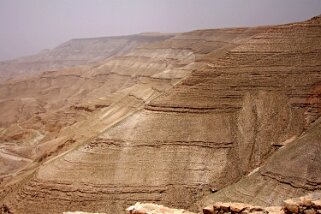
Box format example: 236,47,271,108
0,34,173,82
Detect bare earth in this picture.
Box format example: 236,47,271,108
0,15,321,214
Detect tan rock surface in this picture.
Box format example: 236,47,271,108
201,192,321,213
0,34,194,181
0,15,321,214
199,117,321,208
0,25,262,214
0,34,173,82
126,202,197,214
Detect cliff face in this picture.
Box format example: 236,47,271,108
0,27,263,213
197,16,321,209
0,16,321,214
151,16,321,173
200,117,321,208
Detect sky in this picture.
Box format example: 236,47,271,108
0,0,321,61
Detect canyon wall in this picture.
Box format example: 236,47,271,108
0,16,321,214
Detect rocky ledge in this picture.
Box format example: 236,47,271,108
203,192,321,214
283,192,321,214
121,192,321,214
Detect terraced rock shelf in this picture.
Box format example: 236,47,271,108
0,15,321,214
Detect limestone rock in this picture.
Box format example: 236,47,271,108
284,199,300,213
202,206,214,214
265,206,283,214
126,202,197,214
201,192,321,214
283,192,321,214
211,202,269,214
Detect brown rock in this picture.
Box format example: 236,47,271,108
304,209,317,214
249,207,266,213
203,206,214,214
301,196,313,207
229,203,250,212
265,206,283,214
219,203,230,212
313,200,321,209
284,199,300,213
1,14,321,214
213,202,225,212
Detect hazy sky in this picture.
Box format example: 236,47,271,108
0,0,321,61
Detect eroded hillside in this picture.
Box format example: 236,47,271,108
0,34,173,82
0,15,321,214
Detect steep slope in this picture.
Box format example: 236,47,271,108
150,15,321,173
1,15,320,214
0,27,264,213
0,34,194,183
0,34,173,82
192,14,321,209
200,116,321,208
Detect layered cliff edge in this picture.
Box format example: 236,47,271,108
0,15,321,214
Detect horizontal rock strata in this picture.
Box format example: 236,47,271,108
1,15,321,214
0,34,174,82
199,116,321,208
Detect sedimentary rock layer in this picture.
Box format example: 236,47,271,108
1,15,321,214
0,26,264,213
0,36,200,205
150,15,321,173
0,34,174,82
200,116,321,208
194,15,321,209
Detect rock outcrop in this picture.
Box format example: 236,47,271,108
201,191,321,214
283,192,321,214
64,191,321,214
0,15,321,214
204,203,282,214
126,202,197,214
199,116,321,208
0,27,265,213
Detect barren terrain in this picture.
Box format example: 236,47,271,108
0,15,320,214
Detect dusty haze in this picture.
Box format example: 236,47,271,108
0,0,321,61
